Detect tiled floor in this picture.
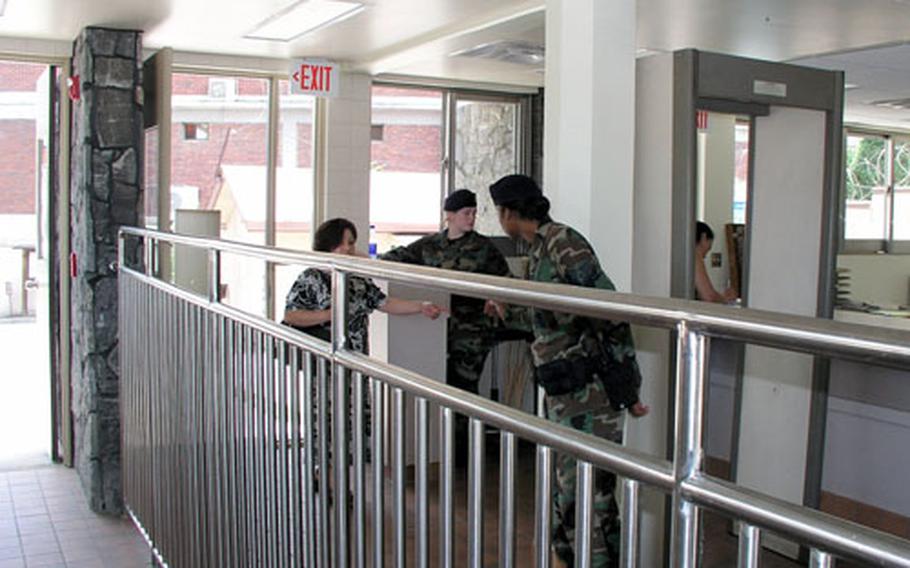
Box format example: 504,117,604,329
0,466,155,568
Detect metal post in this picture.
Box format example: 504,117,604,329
468,417,485,568
416,397,430,568
440,407,455,568
393,387,406,568
810,549,835,568
332,269,349,567
575,461,594,568
621,479,640,568
670,323,707,568
371,378,385,568
738,523,760,568
499,431,517,568
353,371,366,568
535,444,553,568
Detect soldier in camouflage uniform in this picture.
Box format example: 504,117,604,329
488,175,648,568
380,189,511,393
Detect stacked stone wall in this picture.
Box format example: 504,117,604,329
70,27,143,514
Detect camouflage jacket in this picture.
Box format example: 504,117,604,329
525,221,641,392
380,230,510,325
283,268,386,353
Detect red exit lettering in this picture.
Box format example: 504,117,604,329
294,64,333,93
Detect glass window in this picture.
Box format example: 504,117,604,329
369,86,444,254
892,139,910,241
844,133,888,240
274,79,316,318
170,72,270,315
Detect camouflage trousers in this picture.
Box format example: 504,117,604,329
545,379,625,567
446,324,496,393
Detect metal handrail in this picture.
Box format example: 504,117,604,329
120,226,910,366
118,227,910,567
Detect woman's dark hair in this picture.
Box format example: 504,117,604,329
695,221,714,243
313,218,357,252
498,195,552,223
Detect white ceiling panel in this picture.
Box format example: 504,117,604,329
3,0,910,127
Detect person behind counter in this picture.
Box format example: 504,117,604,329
485,174,648,568
695,221,738,304
282,217,444,352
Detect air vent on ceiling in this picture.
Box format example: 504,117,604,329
450,41,545,67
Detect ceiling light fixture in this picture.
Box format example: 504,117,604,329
0,0,7,17
245,0,365,42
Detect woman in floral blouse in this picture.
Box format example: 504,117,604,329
283,218,443,352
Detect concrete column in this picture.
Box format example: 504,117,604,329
322,73,371,252
544,0,636,289
70,27,143,514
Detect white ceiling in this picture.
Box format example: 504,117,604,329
4,0,910,123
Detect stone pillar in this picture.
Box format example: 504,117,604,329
70,27,143,514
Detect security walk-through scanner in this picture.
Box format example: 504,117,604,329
632,49,843,563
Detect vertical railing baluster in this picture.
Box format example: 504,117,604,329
737,523,760,568
332,269,350,567
416,397,430,568
440,407,455,568
468,417,485,568
670,323,707,568
276,340,290,568
499,431,516,568
810,549,835,568
621,479,640,568
393,387,406,568
372,378,385,568
289,346,303,568
317,356,330,568
302,352,316,568
575,461,594,568
535,444,553,568
353,371,367,568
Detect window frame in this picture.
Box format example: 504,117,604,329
842,126,910,254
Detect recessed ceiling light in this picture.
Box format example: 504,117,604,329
245,0,365,42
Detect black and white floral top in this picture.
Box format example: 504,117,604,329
283,268,387,353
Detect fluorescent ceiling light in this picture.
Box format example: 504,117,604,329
0,0,7,17
245,0,364,42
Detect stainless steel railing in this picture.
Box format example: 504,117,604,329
119,227,910,567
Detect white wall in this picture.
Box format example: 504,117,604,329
630,51,674,568
837,254,910,307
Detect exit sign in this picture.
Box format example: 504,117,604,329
290,59,339,97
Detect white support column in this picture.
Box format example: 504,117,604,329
322,72,372,253
544,0,636,290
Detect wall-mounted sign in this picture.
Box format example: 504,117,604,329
290,59,339,97
753,79,787,98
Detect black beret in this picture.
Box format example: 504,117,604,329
443,189,477,212
489,174,542,206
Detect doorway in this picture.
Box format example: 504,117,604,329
0,60,59,469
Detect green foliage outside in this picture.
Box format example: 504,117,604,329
845,136,885,201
